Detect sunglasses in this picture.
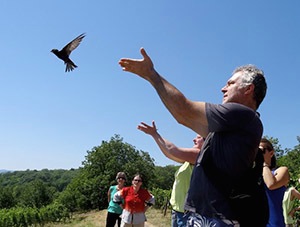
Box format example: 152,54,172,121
260,147,271,154
117,177,125,180
133,179,142,183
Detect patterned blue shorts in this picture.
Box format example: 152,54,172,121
186,212,240,227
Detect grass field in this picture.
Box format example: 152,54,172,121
45,208,171,227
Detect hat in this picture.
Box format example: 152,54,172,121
116,172,126,180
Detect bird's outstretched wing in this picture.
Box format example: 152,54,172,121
62,33,85,56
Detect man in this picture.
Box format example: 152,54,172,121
138,120,204,226
119,48,268,226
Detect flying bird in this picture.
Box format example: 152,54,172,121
51,33,85,72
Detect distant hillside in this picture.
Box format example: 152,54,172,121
0,169,10,173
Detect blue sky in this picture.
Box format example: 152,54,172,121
0,1,299,170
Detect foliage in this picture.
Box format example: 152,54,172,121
1,134,299,226
0,169,79,210
153,165,178,190
0,168,79,190
0,186,15,208
151,188,172,209
0,203,69,227
58,134,156,211
14,179,56,208
277,136,300,184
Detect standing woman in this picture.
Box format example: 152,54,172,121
106,172,127,227
260,138,290,227
114,174,155,227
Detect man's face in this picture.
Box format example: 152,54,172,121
193,135,205,149
221,72,247,104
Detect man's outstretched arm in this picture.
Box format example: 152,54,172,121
119,48,209,137
137,121,200,164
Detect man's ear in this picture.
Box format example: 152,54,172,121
245,84,255,95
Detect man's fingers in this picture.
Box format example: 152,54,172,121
140,47,148,59
152,121,156,128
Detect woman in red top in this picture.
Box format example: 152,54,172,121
114,174,155,227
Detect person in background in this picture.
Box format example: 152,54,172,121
260,138,290,227
283,178,300,227
114,174,155,227
137,120,204,227
106,172,127,227
119,48,268,226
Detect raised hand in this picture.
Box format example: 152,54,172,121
119,48,157,82
137,121,157,136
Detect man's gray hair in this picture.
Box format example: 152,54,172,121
233,64,264,87
233,64,267,109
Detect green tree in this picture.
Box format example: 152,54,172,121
0,186,15,208
152,165,178,190
14,179,55,208
59,134,156,211
277,136,300,184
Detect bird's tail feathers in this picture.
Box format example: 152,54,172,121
65,62,77,72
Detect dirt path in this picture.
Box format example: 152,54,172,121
144,222,156,227
47,209,170,227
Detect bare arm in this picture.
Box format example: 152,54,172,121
119,48,209,137
137,121,200,164
289,206,300,218
263,166,289,190
291,187,300,200
107,187,111,203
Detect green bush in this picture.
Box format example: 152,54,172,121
151,188,171,209
0,203,69,226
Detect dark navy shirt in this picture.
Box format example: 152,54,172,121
184,102,263,220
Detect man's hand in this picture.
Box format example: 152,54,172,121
119,48,156,81
137,121,157,136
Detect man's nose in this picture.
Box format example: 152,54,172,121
221,86,227,92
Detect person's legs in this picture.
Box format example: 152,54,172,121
120,221,130,227
117,215,122,227
171,210,178,227
133,223,144,227
175,211,189,227
106,212,117,227
107,212,122,227
120,222,144,227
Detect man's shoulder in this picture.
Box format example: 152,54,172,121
206,102,260,130
207,102,256,114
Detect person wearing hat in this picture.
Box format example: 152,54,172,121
106,172,127,227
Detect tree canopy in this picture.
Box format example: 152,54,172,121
57,134,161,210
1,134,299,217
